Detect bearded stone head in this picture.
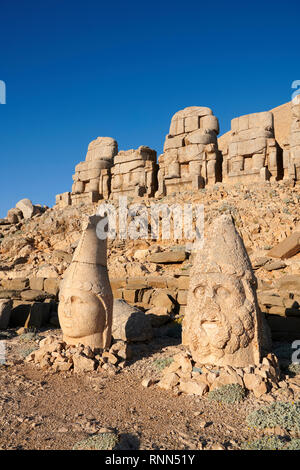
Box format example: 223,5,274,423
182,215,262,367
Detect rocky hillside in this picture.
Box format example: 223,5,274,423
1,180,300,340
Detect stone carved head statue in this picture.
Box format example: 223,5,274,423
182,215,263,367
58,215,113,349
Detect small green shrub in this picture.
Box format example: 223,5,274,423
247,402,300,431
287,363,300,377
18,332,39,343
286,439,300,450
153,357,174,371
207,384,246,404
242,436,286,450
19,346,37,358
72,432,119,450
242,436,300,451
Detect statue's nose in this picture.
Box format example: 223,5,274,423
64,298,72,318
205,287,215,298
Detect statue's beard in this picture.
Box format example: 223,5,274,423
195,301,255,359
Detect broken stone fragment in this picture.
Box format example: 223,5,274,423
179,379,208,396
158,372,180,390
112,299,153,342
141,378,156,388
149,251,186,264
73,354,96,373
16,198,39,219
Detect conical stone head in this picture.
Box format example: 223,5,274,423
58,215,113,350
182,214,263,367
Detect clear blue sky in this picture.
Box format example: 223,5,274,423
0,0,299,217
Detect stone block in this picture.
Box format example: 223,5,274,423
149,251,186,264
201,114,219,134
185,129,217,146
176,276,190,290
16,199,36,219
185,115,200,133
21,290,48,302
163,135,185,151
123,289,138,303
0,300,12,329
275,275,300,294
258,293,284,307
169,118,185,136
145,307,171,327
27,302,51,328
112,288,123,300
110,278,127,290
268,230,300,259
0,290,21,300
29,278,45,291
1,278,29,290
126,277,148,289
112,299,153,342
268,306,286,316
179,378,208,396
166,277,179,289
10,302,32,327
177,290,187,305
44,278,60,296
147,277,167,289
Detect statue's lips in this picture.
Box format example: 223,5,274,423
200,310,220,325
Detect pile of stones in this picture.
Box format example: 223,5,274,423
25,335,132,374
156,350,282,399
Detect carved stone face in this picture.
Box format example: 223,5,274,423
58,288,105,339
182,214,263,367
188,272,255,362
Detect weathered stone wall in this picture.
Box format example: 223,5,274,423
0,277,60,328
1,266,299,343
55,103,300,210
56,137,118,208
156,107,221,196
222,111,282,183
111,146,158,199
289,99,300,180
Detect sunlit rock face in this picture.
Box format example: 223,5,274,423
58,215,113,350
182,214,264,368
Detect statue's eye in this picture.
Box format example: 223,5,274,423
194,285,205,298
215,286,230,298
